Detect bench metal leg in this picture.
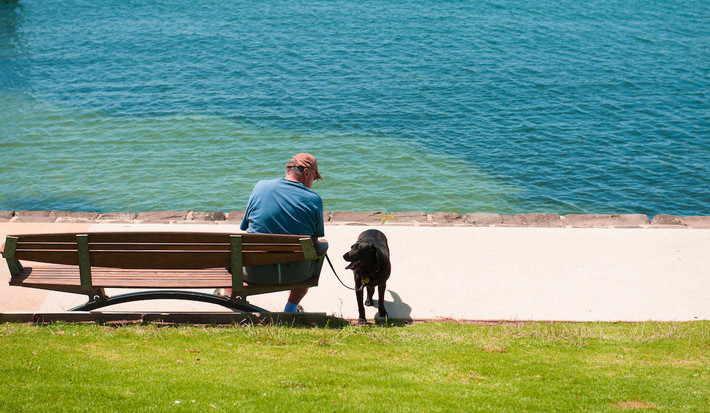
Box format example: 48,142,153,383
86,288,107,302
70,290,268,313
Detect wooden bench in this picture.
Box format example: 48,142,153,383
1,232,325,312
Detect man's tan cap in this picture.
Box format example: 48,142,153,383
286,153,323,180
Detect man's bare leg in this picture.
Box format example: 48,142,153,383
284,287,308,312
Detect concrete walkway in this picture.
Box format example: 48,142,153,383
1,222,709,322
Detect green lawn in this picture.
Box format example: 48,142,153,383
1,321,708,412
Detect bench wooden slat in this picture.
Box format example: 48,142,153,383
91,232,308,244
13,232,309,244
16,242,305,252
8,234,78,243
12,250,309,268
11,266,232,288
11,266,318,290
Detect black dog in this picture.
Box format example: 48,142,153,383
343,229,391,324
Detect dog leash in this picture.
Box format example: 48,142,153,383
325,253,365,292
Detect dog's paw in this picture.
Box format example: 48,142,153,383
357,318,370,325
365,299,373,307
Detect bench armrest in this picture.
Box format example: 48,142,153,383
2,236,18,259
299,238,319,260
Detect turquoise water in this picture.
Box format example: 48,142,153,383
1,0,708,215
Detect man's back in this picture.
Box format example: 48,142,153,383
240,177,324,237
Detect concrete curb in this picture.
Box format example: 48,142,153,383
2,210,709,228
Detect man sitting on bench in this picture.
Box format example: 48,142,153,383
219,153,328,313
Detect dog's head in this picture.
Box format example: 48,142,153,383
343,241,384,272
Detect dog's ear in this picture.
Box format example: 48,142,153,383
372,244,386,274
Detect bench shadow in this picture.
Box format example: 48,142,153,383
372,289,412,323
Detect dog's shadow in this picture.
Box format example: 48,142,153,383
371,290,412,322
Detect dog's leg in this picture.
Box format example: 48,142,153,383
377,283,388,319
365,286,375,307
356,287,367,324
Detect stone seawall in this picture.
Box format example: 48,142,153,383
1,210,709,228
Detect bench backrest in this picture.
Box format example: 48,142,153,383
1,232,319,269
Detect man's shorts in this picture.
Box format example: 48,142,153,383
243,240,328,285
243,260,317,284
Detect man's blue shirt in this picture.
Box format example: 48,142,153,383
240,178,325,238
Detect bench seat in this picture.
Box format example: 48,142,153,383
12,265,233,289
12,266,318,290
